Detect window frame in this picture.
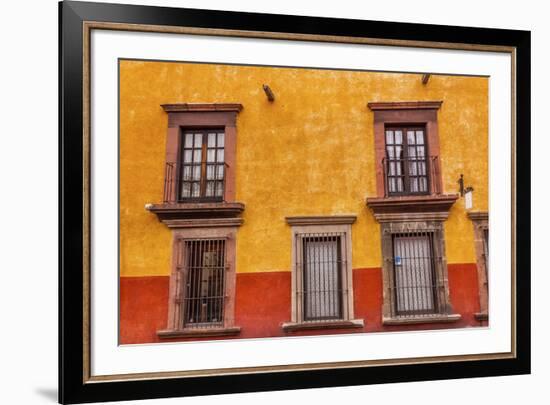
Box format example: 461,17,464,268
160,103,242,205
468,211,489,322
283,216,364,331
368,101,443,198
157,224,241,338
380,220,461,325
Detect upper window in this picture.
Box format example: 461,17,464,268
367,101,443,198
384,126,431,196
159,103,242,205
177,130,225,202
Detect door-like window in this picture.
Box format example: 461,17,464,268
302,235,342,321
393,233,438,315
179,130,225,201
385,127,429,195
182,239,226,327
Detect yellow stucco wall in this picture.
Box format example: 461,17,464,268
119,60,488,277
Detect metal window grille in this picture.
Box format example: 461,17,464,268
390,230,444,317
163,130,226,203
383,127,438,196
178,239,226,328
295,232,348,322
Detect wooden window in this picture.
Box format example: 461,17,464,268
384,126,430,196
368,101,442,198
179,130,225,201
180,239,226,328
392,233,438,315
468,212,489,321
301,234,343,321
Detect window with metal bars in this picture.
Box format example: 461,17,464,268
384,126,430,195
296,233,347,322
179,130,225,201
391,231,440,316
180,239,226,328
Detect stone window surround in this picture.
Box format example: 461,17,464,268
468,211,489,322
160,103,243,204
282,216,364,332
157,220,241,339
368,101,443,198
378,215,461,325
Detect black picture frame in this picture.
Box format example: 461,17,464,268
59,1,531,403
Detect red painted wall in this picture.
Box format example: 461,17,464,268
120,264,484,344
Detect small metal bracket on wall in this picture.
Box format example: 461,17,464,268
263,84,275,102
458,174,474,196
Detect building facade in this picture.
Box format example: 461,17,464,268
119,60,489,344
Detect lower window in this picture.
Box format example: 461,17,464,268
181,239,226,328
392,233,438,315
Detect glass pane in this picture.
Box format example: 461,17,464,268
395,130,403,144
193,150,202,163
208,133,216,147
419,177,428,192
389,178,396,192
217,133,224,147
194,133,203,147
408,146,416,158
389,162,396,176
407,130,415,145
410,177,419,192
191,182,200,197
387,147,394,159
385,130,394,144
206,165,215,180
397,178,404,192
396,161,403,175
395,146,402,159
184,133,193,148
183,150,193,163
183,165,192,180
417,146,425,157
217,164,224,179
193,165,201,181
205,181,215,196
419,162,426,175
416,131,424,144
180,182,191,198
217,149,224,162
409,161,417,175
207,149,216,162
215,181,224,197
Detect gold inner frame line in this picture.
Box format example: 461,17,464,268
81,20,517,384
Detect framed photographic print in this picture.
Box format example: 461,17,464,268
59,0,531,403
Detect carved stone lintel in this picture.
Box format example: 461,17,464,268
285,215,357,226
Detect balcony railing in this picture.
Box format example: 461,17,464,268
163,161,228,203
382,155,441,197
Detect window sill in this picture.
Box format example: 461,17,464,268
146,202,245,227
382,314,461,326
366,194,458,221
474,312,489,321
157,326,241,339
281,319,364,332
